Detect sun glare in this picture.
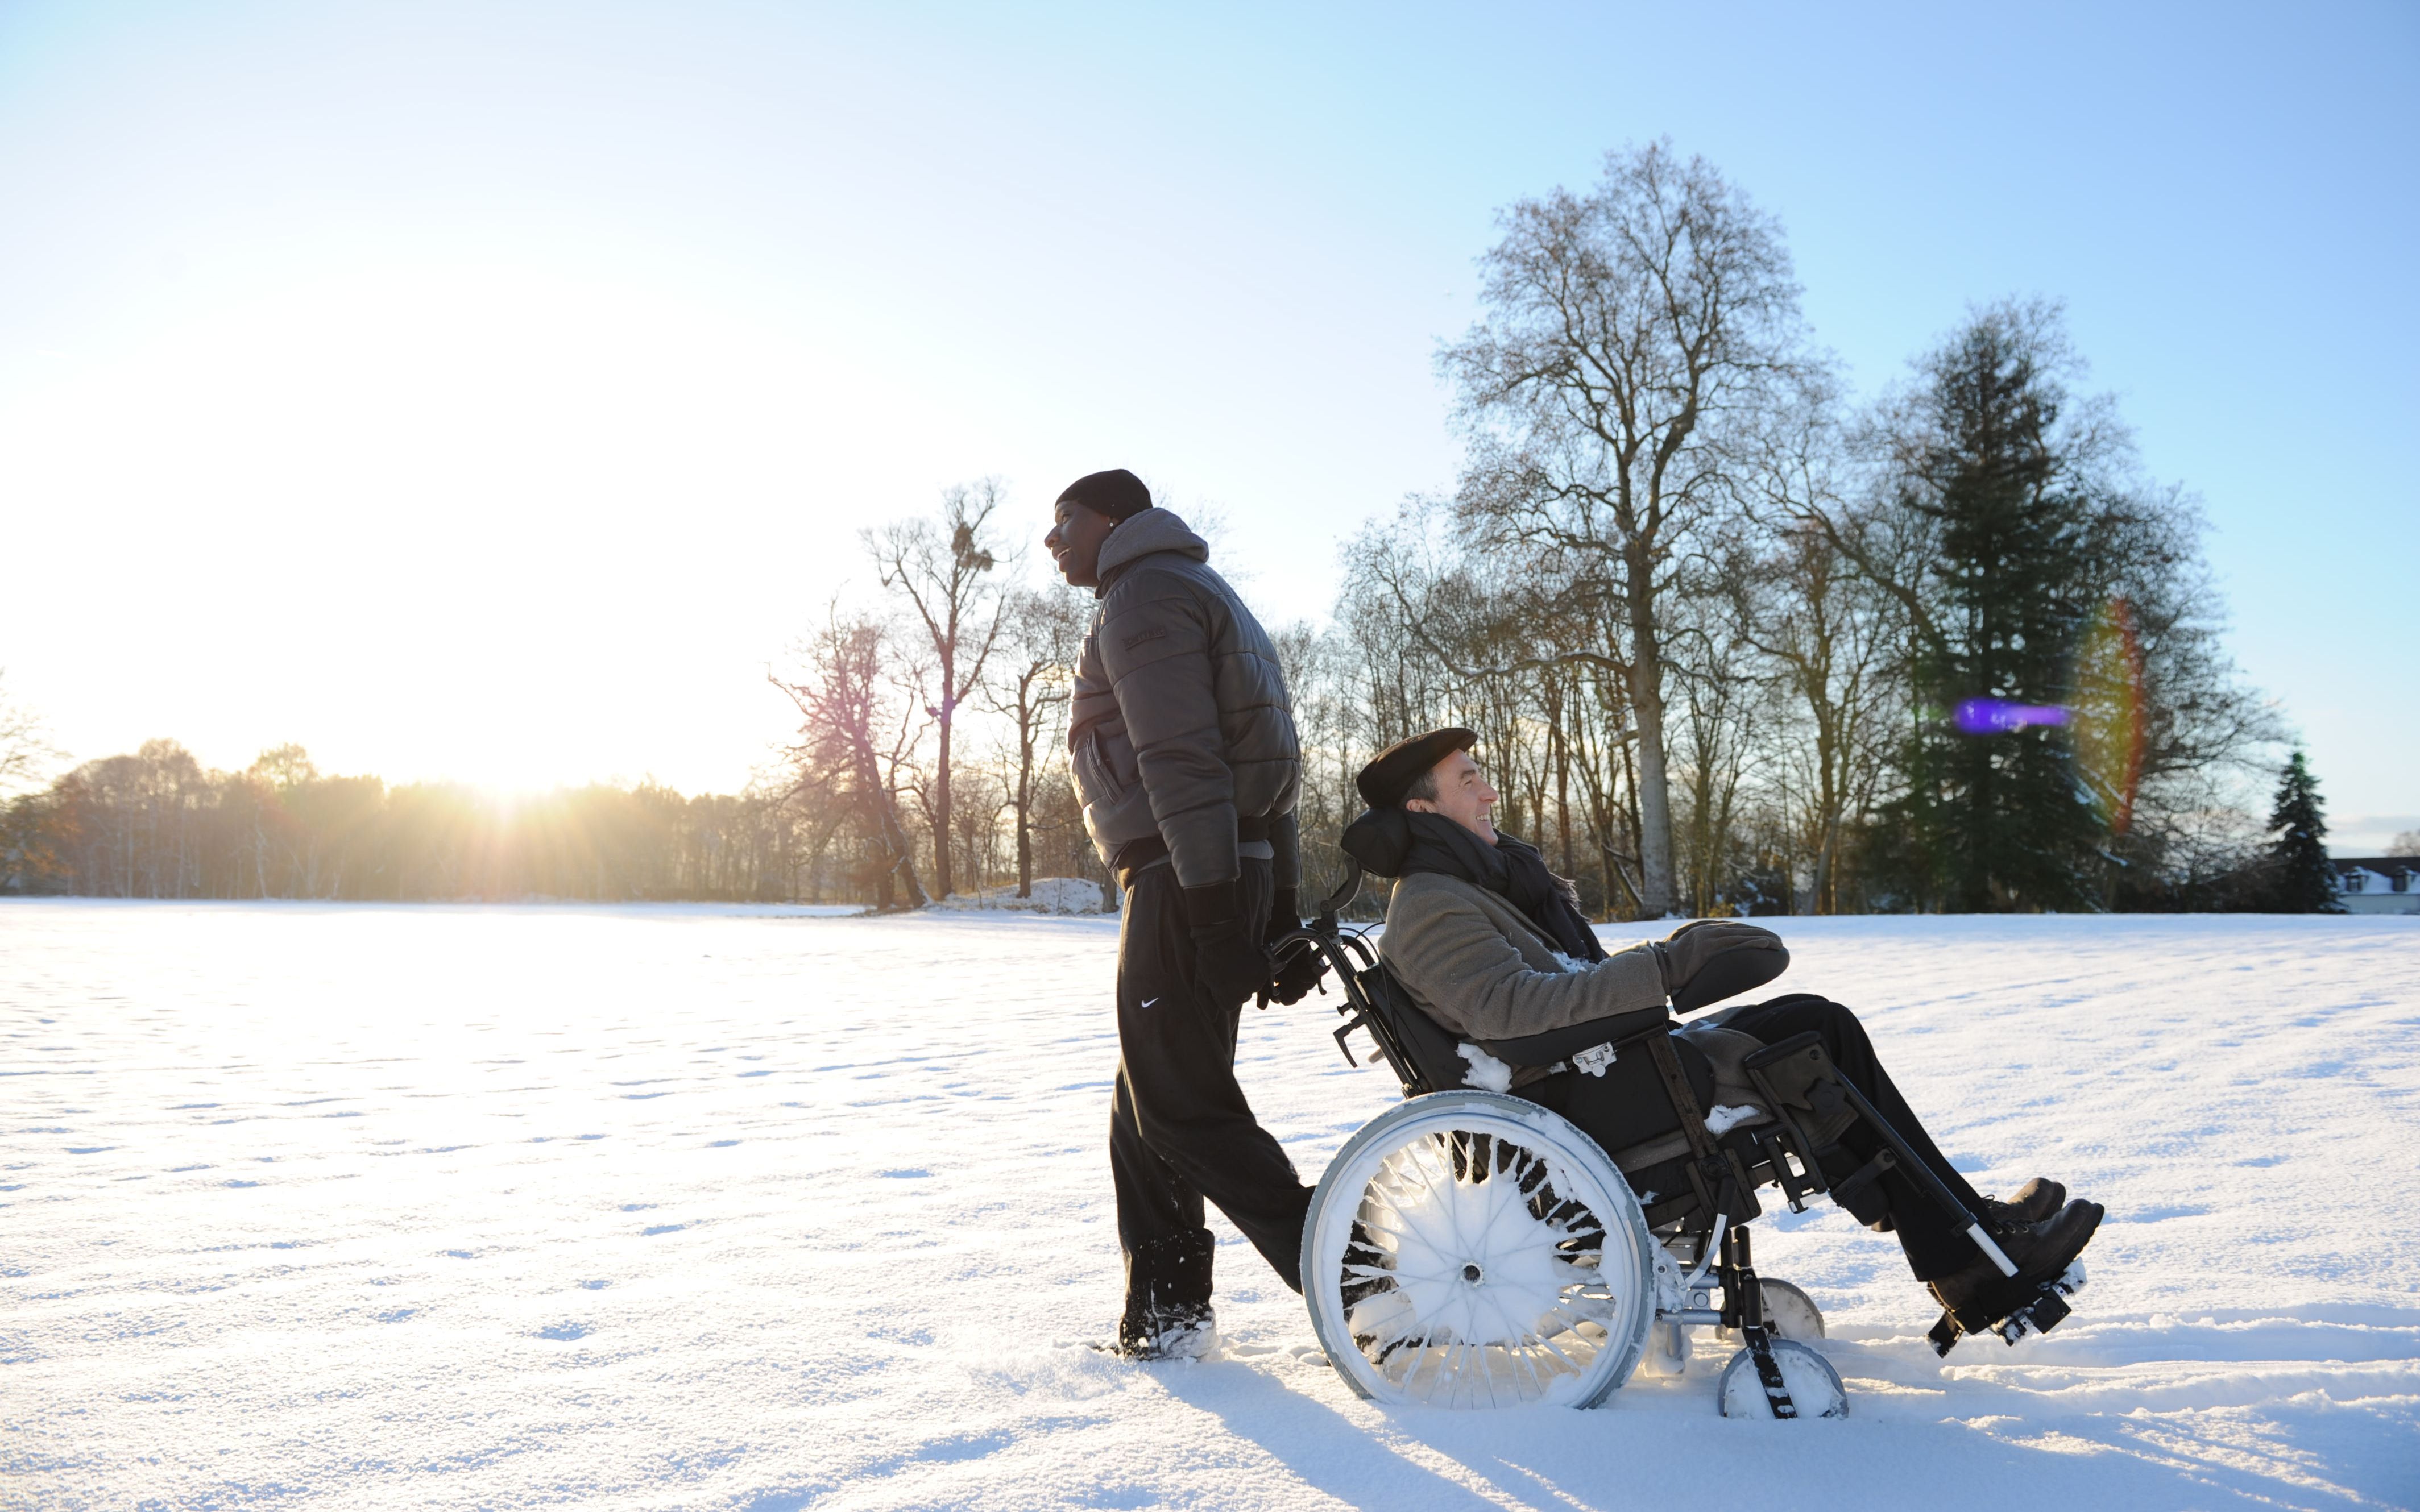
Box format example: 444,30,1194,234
1,250,947,794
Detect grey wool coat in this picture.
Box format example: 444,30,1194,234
1377,871,1777,1148
1376,871,1667,1045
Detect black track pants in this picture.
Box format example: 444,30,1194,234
1108,858,1313,1296
1719,994,1991,1280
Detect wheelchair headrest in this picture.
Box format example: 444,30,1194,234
1340,807,1412,877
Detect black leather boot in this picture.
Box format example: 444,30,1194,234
1980,1177,2066,1233
1930,1198,2103,1328
1116,1229,1218,1360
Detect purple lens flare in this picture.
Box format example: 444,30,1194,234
1953,699,2070,735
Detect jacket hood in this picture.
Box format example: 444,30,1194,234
1095,508,1209,590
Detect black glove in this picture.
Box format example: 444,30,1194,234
1258,886,1329,1007
1185,880,1274,1008
1650,920,1789,1012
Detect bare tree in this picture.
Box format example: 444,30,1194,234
983,583,1086,898
1733,528,1901,912
1731,383,1907,912
0,669,60,799
1663,594,1763,916
1437,140,1809,915
770,607,931,909
867,479,1011,900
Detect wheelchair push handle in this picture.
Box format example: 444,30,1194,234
1263,856,1366,982
1312,857,1364,931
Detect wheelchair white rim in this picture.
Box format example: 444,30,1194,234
1302,1091,1655,1409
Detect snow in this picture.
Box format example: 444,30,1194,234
931,878,1105,915
1455,1040,1516,1093
1704,1103,1764,1137
4,901,2417,1511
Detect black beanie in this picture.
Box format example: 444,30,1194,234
1055,468,1153,522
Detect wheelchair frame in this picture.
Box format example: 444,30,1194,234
1277,861,2048,1413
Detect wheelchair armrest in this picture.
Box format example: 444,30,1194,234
1478,1007,1671,1067
1668,941,1790,1013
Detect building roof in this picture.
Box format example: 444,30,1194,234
2331,857,2420,873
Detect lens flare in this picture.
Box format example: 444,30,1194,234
2067,598,2147,835
1945,601,2146,836
1954,700,2068,734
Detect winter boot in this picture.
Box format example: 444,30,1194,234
1928,1197,2103,1346
1980,1177,2066,1233
1114,1230,1219,1361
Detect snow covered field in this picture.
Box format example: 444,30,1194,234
5,900,2415,1511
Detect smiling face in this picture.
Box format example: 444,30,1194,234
1043,497,1118,589
1404,748,1498,844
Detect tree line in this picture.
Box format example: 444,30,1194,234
0,143,2331,914
0,739,819,902
770,144,2301,918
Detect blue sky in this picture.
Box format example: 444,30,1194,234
1,1,2411,845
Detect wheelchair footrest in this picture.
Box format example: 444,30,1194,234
1927,1261,2089,1357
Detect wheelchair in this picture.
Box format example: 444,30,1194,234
1279,861,2065,1418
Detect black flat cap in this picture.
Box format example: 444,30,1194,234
1356,726,1477,808
1055,468,1154,522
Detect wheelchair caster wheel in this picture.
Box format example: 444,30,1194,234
1717,1338,1847,1419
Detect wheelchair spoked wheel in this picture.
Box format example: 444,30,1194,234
1301,1091,1656,1409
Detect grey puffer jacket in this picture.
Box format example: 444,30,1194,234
1069,509,1301,892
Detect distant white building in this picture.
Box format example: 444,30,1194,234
2332,857,2420,915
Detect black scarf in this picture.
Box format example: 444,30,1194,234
1342,808,1607,964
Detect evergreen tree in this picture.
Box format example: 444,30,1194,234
2261,749,2341,912
1884,307,2106,910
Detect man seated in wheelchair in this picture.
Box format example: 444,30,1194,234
1340,726,2105,1335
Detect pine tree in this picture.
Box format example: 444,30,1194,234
2262,749,2341,912
1886,308,2105,911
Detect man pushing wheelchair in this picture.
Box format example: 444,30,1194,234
1046,470,2103,1393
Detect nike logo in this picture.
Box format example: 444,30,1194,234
1141,996,1161,1008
